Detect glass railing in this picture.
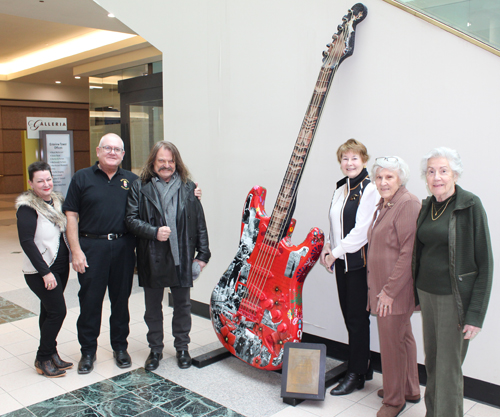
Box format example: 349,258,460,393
383,0,500,56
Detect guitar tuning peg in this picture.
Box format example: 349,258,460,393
322,50,328,57
332,34,339,40
326,43,331,47
337,25,343,32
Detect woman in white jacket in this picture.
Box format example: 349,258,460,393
320,139,379,395
16,161,72,378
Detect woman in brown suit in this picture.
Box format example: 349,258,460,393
367,157,421,417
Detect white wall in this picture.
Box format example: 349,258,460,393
98,0,500,385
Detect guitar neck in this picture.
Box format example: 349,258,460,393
266,66,336,244
265,3,367,244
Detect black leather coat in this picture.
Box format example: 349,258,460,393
125,178,210,288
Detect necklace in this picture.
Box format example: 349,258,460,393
431,199,451,221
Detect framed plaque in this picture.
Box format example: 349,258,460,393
281,342,326,401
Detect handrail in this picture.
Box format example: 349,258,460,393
382,0,500,58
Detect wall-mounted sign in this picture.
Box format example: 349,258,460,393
39,131,74,197
26,117,68,139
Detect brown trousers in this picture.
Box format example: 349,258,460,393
377,308,420,406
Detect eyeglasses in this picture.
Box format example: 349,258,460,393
376,157,399,163
100,145,124,154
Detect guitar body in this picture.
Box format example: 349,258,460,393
210,186,324,370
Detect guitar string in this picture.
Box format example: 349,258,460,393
242,23,348,319
243,26,347,315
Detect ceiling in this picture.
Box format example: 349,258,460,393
0,0,149,87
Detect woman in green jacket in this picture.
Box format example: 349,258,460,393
413,147,493,417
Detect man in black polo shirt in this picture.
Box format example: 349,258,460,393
63,133,138,374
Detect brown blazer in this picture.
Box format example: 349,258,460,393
367,186,421,315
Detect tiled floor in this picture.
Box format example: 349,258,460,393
1,193,499,417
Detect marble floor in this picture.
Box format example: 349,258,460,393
1,193,499,417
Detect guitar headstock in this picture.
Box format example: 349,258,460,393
322,3,368,69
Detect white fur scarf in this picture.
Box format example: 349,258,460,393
15,190,67,232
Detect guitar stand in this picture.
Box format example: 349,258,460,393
282,361,347,406
192,347,232,368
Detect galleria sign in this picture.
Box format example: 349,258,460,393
26,117,68,139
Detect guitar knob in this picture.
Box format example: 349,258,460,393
262,299,273,309
278,323,288,333
271,310,282,321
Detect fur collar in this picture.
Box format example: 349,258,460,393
16,190,67,232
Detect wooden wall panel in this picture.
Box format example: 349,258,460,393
0,175,23,194
1,106,90,131
74,130,90,152
74,151,91,172
0,130,23,152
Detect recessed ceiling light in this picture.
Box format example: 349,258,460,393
55,81,61,84
108,13,115,18
0,32,136,75
90,86,103,89
74,76,81,79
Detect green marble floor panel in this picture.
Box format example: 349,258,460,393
0,369,245,417
0,296,36,324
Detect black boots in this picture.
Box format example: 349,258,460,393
51,352,73,370
35,359,66,378
330,372,365,395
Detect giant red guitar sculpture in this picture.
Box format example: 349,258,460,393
210,3,368,371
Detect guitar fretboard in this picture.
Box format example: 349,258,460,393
265,66,335,244
263,4,366,245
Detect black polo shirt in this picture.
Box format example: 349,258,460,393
63,162,138,235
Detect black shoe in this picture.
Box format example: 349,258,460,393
330,372,365,395
145,351,163,371
176,350,192,369
77,354,96,374
113,350,132,368
51,352,73,370
35,359,66,378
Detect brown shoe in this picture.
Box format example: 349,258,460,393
35,359,66,378
51,353,73,370
377,403,406,417
377,389,421,403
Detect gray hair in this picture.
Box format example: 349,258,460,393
420,147,463,180
371,156,410,186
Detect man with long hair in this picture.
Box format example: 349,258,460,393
125,141,210,370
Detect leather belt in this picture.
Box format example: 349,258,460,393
80,233,126,240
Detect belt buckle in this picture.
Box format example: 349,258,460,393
107,233,116,240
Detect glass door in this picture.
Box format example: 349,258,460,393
118,72,163,173
129,100,163,175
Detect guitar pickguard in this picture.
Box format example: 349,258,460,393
210,186,324,370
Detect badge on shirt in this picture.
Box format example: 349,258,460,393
121,179,131,190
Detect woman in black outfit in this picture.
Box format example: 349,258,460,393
16,161,72,377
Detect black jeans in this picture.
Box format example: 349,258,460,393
25,261,69,361
335,259,371,374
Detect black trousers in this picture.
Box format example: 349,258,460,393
335,259,371,374
144,286,192,352
77,235,135,355
25,260,69,361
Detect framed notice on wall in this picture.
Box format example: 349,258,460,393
39,131,74,197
